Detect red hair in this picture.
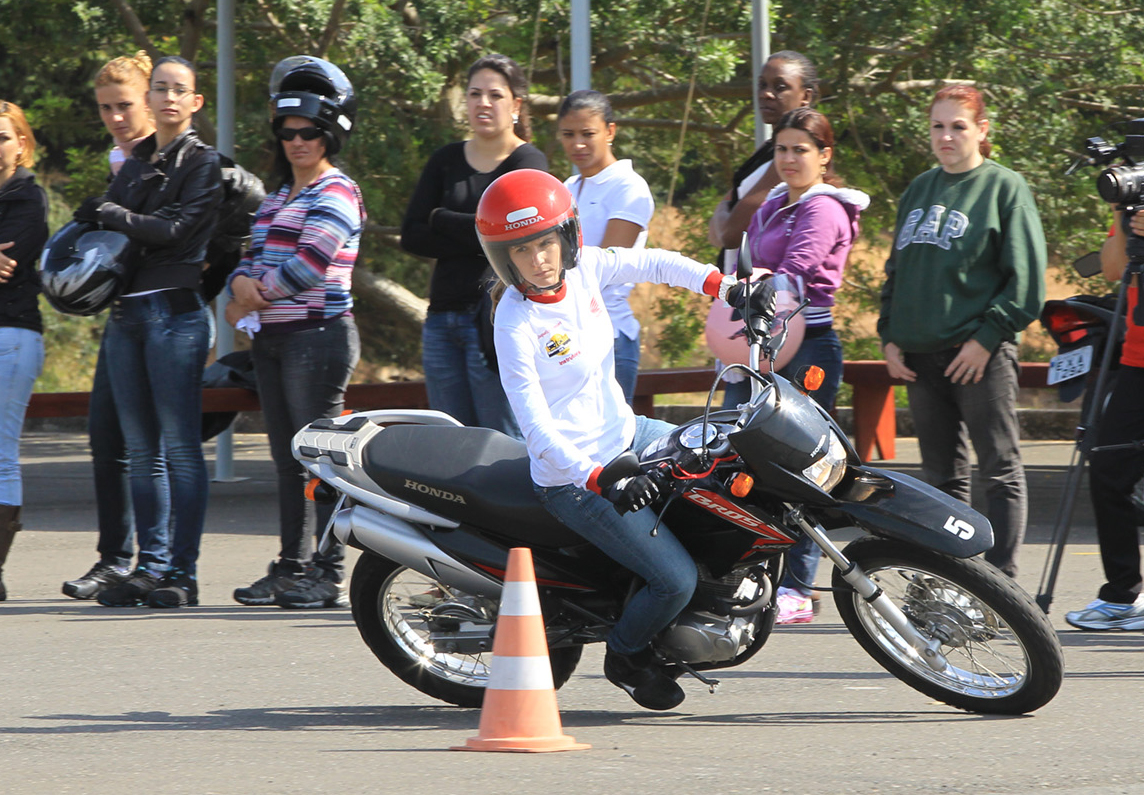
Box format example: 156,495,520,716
930,84,991,158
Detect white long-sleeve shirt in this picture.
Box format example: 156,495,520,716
494,245,721,488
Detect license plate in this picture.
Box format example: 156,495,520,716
1047,345,1093,385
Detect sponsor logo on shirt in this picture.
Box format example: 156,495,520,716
546,332,572,358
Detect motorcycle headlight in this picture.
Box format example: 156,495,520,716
801,430,847,493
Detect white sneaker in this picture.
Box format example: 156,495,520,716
1064,594,1144,631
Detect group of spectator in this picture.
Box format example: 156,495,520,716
0,44,1139,638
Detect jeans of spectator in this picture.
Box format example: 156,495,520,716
613,331,640,407
252,316,359,581
422,308,520,437
104,292,210,576
0,327,43,506
776,324,842,594
535,416,695,655
904,341,1027,578
722,376,753,410
88,336,135,569
1088,364,1144,604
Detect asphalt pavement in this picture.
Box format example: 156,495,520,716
1,431,1141,795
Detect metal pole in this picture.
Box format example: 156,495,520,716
750,0,770,148
570,0,591,92
212,0,237,482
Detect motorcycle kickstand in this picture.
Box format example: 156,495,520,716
784,505,950,673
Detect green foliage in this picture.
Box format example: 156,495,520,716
4,0,1144,390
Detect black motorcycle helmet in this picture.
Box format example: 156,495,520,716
39,221,132,316
269,56,356,154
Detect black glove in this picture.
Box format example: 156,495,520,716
604,475,660,515
73,197,106,224
727,278,777,326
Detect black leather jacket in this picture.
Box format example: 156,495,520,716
0,166,49,333
97,129,222,293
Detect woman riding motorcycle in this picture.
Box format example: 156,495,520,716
476,169,773,709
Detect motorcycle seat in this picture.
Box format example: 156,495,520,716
362,425,585,548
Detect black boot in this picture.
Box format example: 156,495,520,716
603,645,685,711
0,505,22,602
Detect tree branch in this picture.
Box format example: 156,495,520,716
316,0,349,57
180,0,211,61
108,0,159,60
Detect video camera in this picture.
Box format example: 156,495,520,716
1084,119,1144,205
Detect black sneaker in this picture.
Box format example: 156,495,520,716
603,646,686,711
274,573,348,609
97,568,161,607
233,561,301,605
147,569,199,608
63,561,131,600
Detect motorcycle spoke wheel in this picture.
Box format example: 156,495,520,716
833,538,1063,715
381,568,495,689
350,553,583,708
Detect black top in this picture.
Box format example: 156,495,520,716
97,129,222,294
0,166,48,333
400,141,548,312
719,138,775,272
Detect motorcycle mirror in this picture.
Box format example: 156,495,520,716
1073,251,1103,278
736,232,753,280
597,450,641,492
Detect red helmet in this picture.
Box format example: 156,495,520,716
476,169,581,295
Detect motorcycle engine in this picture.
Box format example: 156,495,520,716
657,610,757,664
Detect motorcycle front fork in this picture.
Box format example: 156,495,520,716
784,505,950,673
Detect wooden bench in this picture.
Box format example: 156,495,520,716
26,362,1052,462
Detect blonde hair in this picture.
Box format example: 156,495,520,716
0,101,36,168
95,51,153,93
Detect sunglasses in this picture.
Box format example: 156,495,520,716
275,127,324,142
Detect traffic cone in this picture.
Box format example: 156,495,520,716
453,547,590,753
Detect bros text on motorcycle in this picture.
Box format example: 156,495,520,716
292,182,1063,715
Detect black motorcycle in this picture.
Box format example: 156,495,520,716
293,248,1064,715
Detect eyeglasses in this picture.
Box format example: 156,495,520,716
275,127,324,142
150,85,194,98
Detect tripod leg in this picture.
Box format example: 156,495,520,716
1035,447,1086,613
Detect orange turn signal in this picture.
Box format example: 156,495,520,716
730,472,755,497
304,477,322,502
800,365,825,393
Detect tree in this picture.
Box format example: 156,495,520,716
3,0,1143,377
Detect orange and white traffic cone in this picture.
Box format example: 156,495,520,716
453,547,590,753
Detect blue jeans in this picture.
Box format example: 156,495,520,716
422,309,520,437
535,416,696,655
0,327,43,506
88,337,135,569
613,332,640,407
776,325,841,594
252,317,359,579
104,292,210,576
904,341,1027,577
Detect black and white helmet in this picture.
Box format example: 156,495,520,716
269,55,356,153
39,221,132,316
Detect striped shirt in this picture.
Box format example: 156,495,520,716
229,168,365,328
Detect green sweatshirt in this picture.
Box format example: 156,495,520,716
878,159,1046,353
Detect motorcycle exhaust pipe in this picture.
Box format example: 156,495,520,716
333,505,503,598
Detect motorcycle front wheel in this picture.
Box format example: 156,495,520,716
832,538,1063,715
350,553,583,708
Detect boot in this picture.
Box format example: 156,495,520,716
603,644,686,711
0,505,22,602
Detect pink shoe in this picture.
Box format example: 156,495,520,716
776,587,814,624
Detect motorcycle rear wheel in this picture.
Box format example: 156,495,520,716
832,538,1063,715
350,553,583,708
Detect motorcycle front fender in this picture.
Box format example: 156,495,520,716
825,466,993,558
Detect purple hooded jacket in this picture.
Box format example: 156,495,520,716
746,182,870,326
